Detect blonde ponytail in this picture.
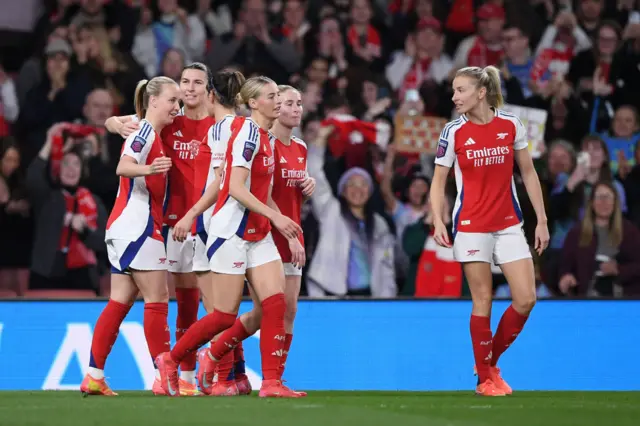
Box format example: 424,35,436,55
134,79,149,120
455,66,505,109
133,76,178,120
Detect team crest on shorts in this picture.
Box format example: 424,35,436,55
131,136,146,153
436,139,448,158
243,141,256,161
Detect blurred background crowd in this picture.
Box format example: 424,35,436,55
1,0,640,299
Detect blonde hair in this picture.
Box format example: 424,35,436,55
278,84,298,95
237,76,276,109
579,181,623,248
455,65,504,109
134,76,178,119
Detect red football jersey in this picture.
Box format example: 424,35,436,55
271,136,307,262
209,119,275,242
434,109,529,234
160,115,216,227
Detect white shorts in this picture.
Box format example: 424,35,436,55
207,233,281,275
163,226,195,273
107,237,167,274
283,263,302,277
193,231,210,273
453,224,532,265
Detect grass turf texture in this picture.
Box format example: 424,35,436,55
1,391,638,426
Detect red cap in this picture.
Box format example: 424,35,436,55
477,4,505,20
416,17,442,33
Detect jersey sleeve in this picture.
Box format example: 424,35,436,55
231,121,259,169
434,124,456,168
122,126,153,163
211,119,232,169
513,116,528,150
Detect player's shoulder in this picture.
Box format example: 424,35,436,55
126,120,156,153
495,108,524,129
241,117,260,137
440,116,467,140
291,136,307,150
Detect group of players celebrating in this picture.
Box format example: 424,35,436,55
80,63,313,398
78,59,550,398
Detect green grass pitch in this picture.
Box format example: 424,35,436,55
1,391,639,426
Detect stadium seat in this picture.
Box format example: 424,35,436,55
23,290,97,299
0,289,18,298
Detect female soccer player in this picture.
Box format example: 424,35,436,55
155,76,303,398
430,66,549,397
105,63,214,395
80,76,180,396
202,85,314,396
171,68,259,396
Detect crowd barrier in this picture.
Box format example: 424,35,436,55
0,300,637,391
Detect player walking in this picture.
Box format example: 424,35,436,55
200,85,314,396
105,64,214,395
430,66,549,396
155,76,303,398
80,77,179,396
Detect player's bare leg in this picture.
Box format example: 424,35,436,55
490,258,537,395
81,274,138,397
463,262,505,397
246,261,302,398
171,271,201,395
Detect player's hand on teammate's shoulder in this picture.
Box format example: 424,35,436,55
300,176,316,197
119,120,140,139
273,213,302,240
288,237,306,269
147,156,172,176
172,215,193,242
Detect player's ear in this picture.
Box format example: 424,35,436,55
477,86,487,101
149,95,157,109
248,98,258,110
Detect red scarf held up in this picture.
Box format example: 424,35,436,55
414,229,462,297
58,188,98,269
467,36,504,68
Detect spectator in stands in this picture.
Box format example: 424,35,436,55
306,126,396,297
558,181,640,297
386,17,453,100
576,0,606,41
279,0,311,57
346,0,384,72
25,123,107,294
622,142,640,228
0,63,19,137
72,23,146,115
19,37,93,163
196,0,233,40
500,23,534,101
314,14,349,80
79,89,120,209
159,48,185,82
206,0,301,83
453,3,505,69
0,137,31,295
597,104,640,175
132,0,206,78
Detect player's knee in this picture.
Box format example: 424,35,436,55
513,292,536,315
471,293,493,314
241,308,262,333
144,286,169,304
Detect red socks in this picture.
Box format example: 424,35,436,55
210,318,251,360
175,288,200,372
470,315,493,383
170,310,236,364
491,305,528,366
234,342,247,378
144,303,170,363
90,300,132,369
279,333,293,377
260,293,286,380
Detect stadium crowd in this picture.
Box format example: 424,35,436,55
1,0,640,299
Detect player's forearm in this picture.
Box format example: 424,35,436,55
230,181,277,221
522,169,547,224
187,183,219,219
430,166,448,225
105,116,124,134
116,158,149,178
